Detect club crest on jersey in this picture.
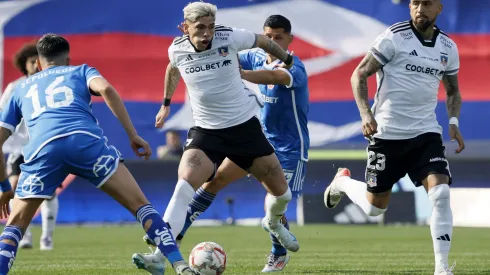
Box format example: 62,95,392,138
267,84,275,89
367,175,377,187
440,55,448,66
218,46,229,57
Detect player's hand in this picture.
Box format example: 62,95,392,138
361,112,378,138
449,124,465,154
155,105,170,129
177,22,188,35
273,51,294,70
130,135,152,160
0,190,14,219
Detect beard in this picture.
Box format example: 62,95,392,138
414,17,435,32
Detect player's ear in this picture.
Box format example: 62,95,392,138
36,58,42,71
183,22,190,34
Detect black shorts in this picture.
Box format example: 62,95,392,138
184,116,275,170
6,154,24,177
365,133,452,193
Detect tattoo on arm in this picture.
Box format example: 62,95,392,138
164,63,181,102
351,54,383,116
255,34,289,62
443,74,462,118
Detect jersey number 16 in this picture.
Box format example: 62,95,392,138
26,76,74,119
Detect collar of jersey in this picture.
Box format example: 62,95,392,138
409,20,440,48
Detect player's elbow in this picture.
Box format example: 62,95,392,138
351,68,366,84
275,71,292,86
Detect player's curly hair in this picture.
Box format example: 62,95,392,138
13,42,38,76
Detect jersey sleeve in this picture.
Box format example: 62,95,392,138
369,29,396,66
238,50,255,71
168,45,178,68
276,57,307,88
83,65,103,89
445,43,459,75
0,82,15,111
231,28,257,52
0,90,22,134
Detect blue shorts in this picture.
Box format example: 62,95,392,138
278,155,307,198
17,134,122,199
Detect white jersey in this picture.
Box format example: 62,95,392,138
369,20,459,140
0,76,29,155
168,25,261,129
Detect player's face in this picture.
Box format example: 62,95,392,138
25,55,39,76
185,16,215,51
263,27,292,60
409,0,442,31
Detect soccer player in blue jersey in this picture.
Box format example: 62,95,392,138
0,34,198,275
142,15,309,273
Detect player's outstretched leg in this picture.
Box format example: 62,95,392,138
0,197,44,274
324,168,388,217
100,163,197,275
40,195,58,251
424,176,454,275
249,154,299,253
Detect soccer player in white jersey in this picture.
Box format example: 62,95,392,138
0,43,59,250
132,2,299,274
324,1,463,274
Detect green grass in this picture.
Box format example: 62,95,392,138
10,225,490,274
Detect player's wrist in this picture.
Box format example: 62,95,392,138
163,98,171,107
449,117,459,127
0,179,12,193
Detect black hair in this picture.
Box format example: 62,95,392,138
13,43,38,75
263,15,292,33
36,33,70,59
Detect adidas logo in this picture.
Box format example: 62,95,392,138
409,50,418,56
436,234,451,241
185,55,193,61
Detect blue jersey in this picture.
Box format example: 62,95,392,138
239,49,310,161
0,65,104,162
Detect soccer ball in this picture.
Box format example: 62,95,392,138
189,241,227,275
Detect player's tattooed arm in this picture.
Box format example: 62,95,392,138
164,63,181,102
254,34,290,65
351,53,383,116
0,128,11,181
240,69,291,86
442,74,462,118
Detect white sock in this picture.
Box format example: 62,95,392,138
265,187,292,227
41,196,59,239
335,176,386,216
163,179,196,237
428,184,452,271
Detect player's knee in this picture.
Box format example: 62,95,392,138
276,186,292,203
428,184,450,207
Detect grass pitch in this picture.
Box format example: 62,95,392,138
11,224,490,274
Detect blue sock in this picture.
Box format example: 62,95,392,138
270,217,289,256
0,225,23,275
179,187,216,239
136,204,183,265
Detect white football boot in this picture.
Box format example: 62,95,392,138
132,248,166,275
18,231,32,249
435,262,456,275
261,253,290,272
324,168,351,208
261,217,299,252
40,236,53,251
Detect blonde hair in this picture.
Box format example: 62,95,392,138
183,1,217,23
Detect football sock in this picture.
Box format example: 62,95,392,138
179,187,216,239
41,195,58,239
136,204,183,265
335,176,387,216
163,179,196,238
270,216,289,256
429,184,452,271
265,187,292,227
0,225,23,274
